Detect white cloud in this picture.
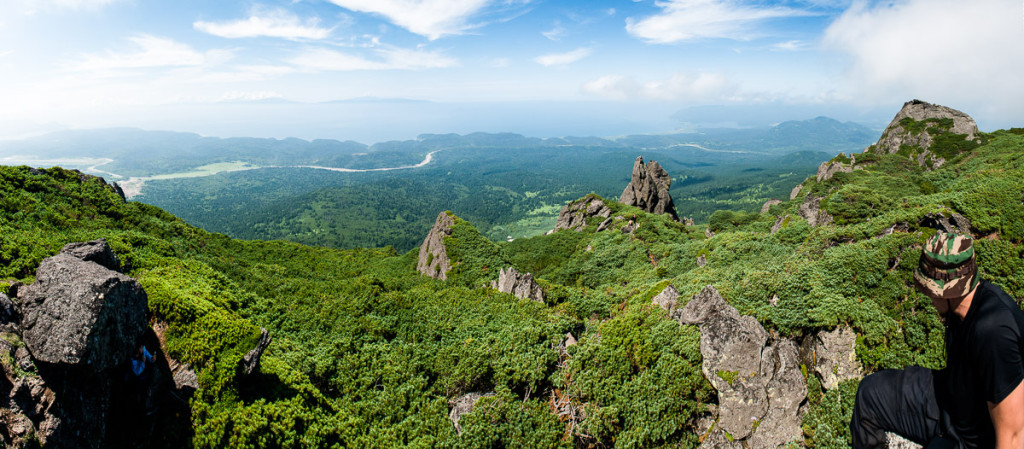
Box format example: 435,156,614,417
194,7,332,40
542,24,565,41
823,0,1024,122
771,40,805,51
626,0,813,44
535,47,592,67
69,35,230,73
289,46,457,71
582,72,737,101
326,0,492,40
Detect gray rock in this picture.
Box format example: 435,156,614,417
799,195,833,227
1,337,61,448
771,215,789,234
816,157,855,182
886,432,922,448
240,327,272,376
682,217,696,226
652,285,680,315
596,217,614,232
620,156,680,221
705,228,715,239
19,253,148,371
60,238,121,272
0,293,17,329
760,199,781,214
790,184,803,200
808,326,863,390
678,286,806,448
555,196,611,232
417,212,456,280
449,392,492,436
490,267,544,303
870,100,979,170
697,254,707,268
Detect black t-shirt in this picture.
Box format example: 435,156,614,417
938,280,1024,447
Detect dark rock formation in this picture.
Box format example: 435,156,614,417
620,156,680,221
112,182,126,203
59,239,121,272
870,99,979,169
239,327,271,376
490,267,544,303
760,199,781,214
417,212,456,280
799,195,833,227
20,254,147,371
0,293,17,331
677,286,806,448
1,336,60,448
449,392,491,436
555,196,611,232
919,211,972,235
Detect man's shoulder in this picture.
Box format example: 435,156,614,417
971,280,1024,337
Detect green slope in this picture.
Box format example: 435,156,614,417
0,127,1022,448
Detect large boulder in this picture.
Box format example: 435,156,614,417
799,195,833,228
869,99,979,169
490,267,544,303
417,212,456,280
19,254,148,371
678,286,806,448
0,293,17,332
803,326,863,391
555,195,611,232
620,156,680,221
59,239,121,272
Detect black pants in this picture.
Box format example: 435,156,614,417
851,366,960,448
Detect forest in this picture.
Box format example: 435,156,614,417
1,117,1022,447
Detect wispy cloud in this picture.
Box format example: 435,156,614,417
582,72,737,101
68,35,230,73
326,0,492,40
194,7,332,40
771,40,806,51
535,47,592,67
626,0,813,44
542,23,565,41
289,46,457,71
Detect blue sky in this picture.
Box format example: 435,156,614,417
0,0,1021,142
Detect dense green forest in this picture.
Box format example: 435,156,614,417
2,121,1022,447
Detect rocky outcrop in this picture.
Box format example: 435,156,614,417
677,286,806,448
651,285,680,318
790,184,803,200
19,255,147,371
490,267,544,303
816,156,856,182
620,156,680,221
0,293,17,331
802,326,863,391
870,100,979,169
799,195,833,227
59,239,121,272
771,215,790,234
449,392,492,435
2,239,154,448
919,211,971,235
760,199,781,214
239,327,272,376
417,212,456,280
555,196,611,232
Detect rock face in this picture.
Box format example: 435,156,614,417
803,326,863,391
919,211,972,235
651,285,680,318
799,195,833,227
555,196,611,232
771,215,790,234
760,199,781,214
449,392,491,435
59,239,121,272
816,156,856,182
620,156,680,221
239,327,272,376
870,99,979,169
677,286,806,448
490,267,544,303
0,292,17,330
2,240,156,449
417,212,456,280
19,254,147,371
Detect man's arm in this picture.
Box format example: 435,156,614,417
989,378,1024,449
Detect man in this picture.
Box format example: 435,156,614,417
851,233,1024,448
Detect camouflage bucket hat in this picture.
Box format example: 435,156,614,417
914,232,979,300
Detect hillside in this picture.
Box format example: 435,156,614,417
1,101,1022,448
